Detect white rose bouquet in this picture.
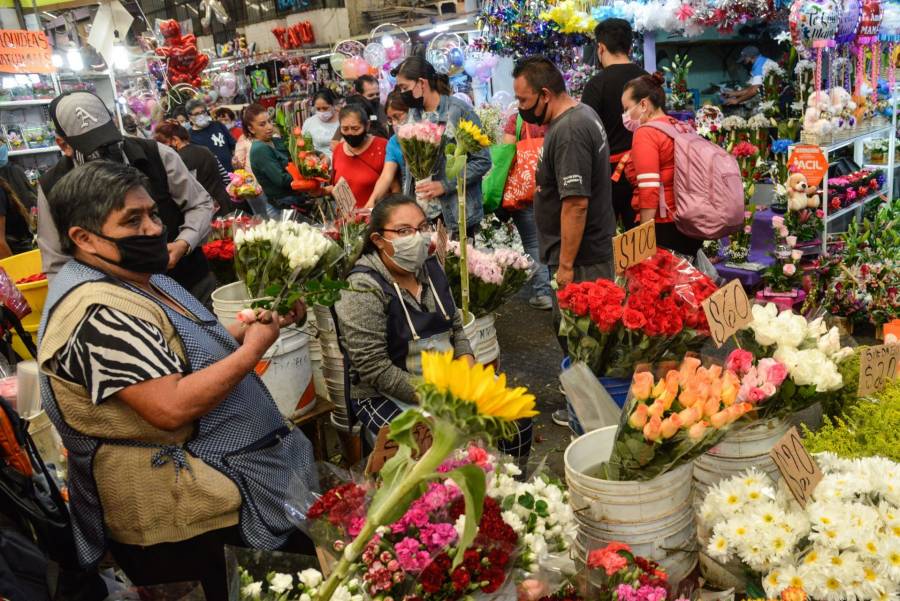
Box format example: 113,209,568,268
234,219,346,312
239,566,363,601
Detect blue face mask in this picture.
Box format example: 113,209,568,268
0,144,8,167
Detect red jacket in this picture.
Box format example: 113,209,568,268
624,116,679,224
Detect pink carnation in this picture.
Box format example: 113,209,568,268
726,349,754,376
395,537,432,572
420,522,458,551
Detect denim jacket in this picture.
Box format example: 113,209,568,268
404,95,491,232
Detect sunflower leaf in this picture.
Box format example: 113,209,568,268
445,464,486,568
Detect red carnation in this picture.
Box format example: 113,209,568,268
481,567,507,593
451,567,470,591
570,296,589,317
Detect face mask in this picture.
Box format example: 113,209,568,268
192,114,211,128
344,132,367,148
519,94,547,125
92,227,170,274
622,105,643,133
0,144,8,168
401,84,425,110
221,120,234,129
386,232,430,273
318,109,335,122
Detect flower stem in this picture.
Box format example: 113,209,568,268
458,165,469,319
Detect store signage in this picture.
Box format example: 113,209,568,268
612,218,656,274
365,422,433,475
769,426,823,507
787,145,828,188
0,30,54,74
858,343,900,397
702,278,752,348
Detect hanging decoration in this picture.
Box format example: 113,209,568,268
855,0,883,96
155,19,209,88
879,1,900,92
272,22,315,50
426,33,466,76
836,0,862,43
199,0,230,29
476,0,593,61
366,23,410,70
791,0,841,98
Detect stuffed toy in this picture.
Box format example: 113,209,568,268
155,19,209,88
786,172,818,211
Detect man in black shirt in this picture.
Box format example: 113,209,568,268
581,19,647,230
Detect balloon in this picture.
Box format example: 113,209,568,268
427,33,464,76
364,42,387,68
857,0,883,43
880,1,900,41
491,90,513,107
429,51,450,75
369,24,410,67
453,92,473,107
837,0,861,43
475,63,494,81
215,71,237,99
464,56,478,78
331,39,366,80
330,52,347,75
790,0,812,58
791,0,840,48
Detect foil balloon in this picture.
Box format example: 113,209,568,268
330,39,366,80
880,1,900,41
364,42,387,68
790,0,812,58
453,92,473,107
427,32,465,75
369,23,411,69
794,0,840,48
836,0,861,44
857,0,883,42
215,71,238,100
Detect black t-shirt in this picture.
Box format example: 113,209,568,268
581,63,648,157
534,103,615,267
177,144,234,215
0,187,32,254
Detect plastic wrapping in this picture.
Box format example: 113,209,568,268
0,266,31,321
224,545,321,601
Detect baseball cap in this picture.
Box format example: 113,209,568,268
739,46,760,63
49,91,122,156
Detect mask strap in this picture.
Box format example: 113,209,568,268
392,281,420,341
425,271,449,320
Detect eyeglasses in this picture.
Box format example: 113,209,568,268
191,110,208,117
381,223,434,237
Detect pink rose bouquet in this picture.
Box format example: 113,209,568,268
397,121,445,181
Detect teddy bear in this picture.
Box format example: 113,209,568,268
786,172,820,211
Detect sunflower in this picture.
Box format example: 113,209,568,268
456,119,491,152
421,351,538,421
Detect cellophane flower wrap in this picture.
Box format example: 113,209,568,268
558,249,717,378
322,209,370,279
737,304,853,412
600,357,754,481
585,542,673,601
397,121,445,181
443,241,533,318
227,169,264,200
203,214,253,285
698,456,900,601
233,219,346,312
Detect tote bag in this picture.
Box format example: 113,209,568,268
502,117,543,210
482,142,516,213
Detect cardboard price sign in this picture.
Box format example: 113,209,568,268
769,426,823,507
858,344,900,397
613,219,657,274
702,279,752,347
365,422,433,475
787,145,828,188
333,177,356,220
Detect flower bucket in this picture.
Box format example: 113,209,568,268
313,305,351,431
565,426,697,585
560,357,630,437
462,313,500,367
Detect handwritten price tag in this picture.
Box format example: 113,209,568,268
769,426,822,507
435,221,448,267
364,422,433,475
858,344,900,397
333,177,356,220
702,279,752,348
613,219,656,274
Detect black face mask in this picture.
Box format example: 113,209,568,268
344,132,367,148
519,94,547,125
92,227,170,274
401,85,425,110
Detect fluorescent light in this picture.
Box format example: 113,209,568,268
42,11,56,18
311,53,333,60
67,48,84,71
51,54,64,68
112,43,129,70
2,77,16,90
419,18,468,37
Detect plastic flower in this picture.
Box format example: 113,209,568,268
421,351,538,421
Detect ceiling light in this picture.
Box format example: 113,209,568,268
67,48,84,72
51,53,64,68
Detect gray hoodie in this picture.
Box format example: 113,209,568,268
334,252,473,404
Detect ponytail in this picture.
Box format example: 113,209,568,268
624,72,667,111
0,178,30,227
434,73,452,96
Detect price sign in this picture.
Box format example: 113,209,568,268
702,279,752,348
787,145,828,188
613,219,656,274
333,177,356,220
858,344,900,397
769,426,823,507
364,422,433,475
435,221,448,267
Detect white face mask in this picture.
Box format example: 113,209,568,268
192,114,212,128
318,109,335,122
387,232,430,273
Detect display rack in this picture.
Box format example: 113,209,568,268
1,73,63,172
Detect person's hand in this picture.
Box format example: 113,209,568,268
167,240,190,270
242,310,281,354
555,265,574,289
322,185,334,196
724,97,739,106
364,198,376,209
278,300,307,328
415,180,445,200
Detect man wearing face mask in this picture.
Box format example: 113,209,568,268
186,99,236,173
36,91,217,305
513,56,616,428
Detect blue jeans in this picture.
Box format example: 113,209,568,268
510,205,552,297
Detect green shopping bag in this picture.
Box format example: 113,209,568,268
481,141,516,213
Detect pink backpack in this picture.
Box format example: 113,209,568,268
643,120,745,240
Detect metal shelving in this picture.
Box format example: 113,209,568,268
8,147,59,157
0,98,53,108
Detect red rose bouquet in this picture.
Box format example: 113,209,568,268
203,215,253,285
558,249,718,378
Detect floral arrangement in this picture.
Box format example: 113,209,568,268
564,64,598,99
600,357,753,480
538,0,597,34
287,126,314,167
737,304,853,406
760,62,786,120
731,142,760,202
233,219,345,312
826,169,884,211
699,456,900,600
695,105,724,143
443,241,532,318
203,215,251,285
587,542,671,601
726,206,755,263
663,54,692,111
558,249,717,378
781,208,823,244
239,567,362,601
474,104,504,146
763,217,804,293
769,139,793,195
724,349,789,418
397,121,446,182
308,351,537,601
322,210,370,279
227,169,264,200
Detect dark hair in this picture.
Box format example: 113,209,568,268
154,120,190,143
594,18,634,56
623,72,667,110
362,194,425,255
395,56,452,96
386,89,409,113
48,161,149,254
185,99,206,114
122,114,138,134
169,106,188,121
242,103,269,138
339,104,369,129
354,74,378,95
512,56,566,95
0,177,29,226
214,107,236,121
314,89,337,106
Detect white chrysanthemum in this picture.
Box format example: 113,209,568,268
763,567,786,598
269,572,294,594
298,568,323,589
857,562,891,600
707,531,730,561
881,539,900,581
241,582,263,599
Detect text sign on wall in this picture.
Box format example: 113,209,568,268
0,30,54,74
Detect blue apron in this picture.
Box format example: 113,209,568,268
39,261,318,567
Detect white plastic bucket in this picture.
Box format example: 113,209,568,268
564,426,697,584
211,281,257,326
258,327,316,418
313,305,350,429
693,417,789,499
462,313,500,365
302,311,327,404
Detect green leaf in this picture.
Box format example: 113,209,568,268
535,500,549,517
501,494,515,512
517,492,535,510
445,465,486,568
368,444,414,522
388,408,424,450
